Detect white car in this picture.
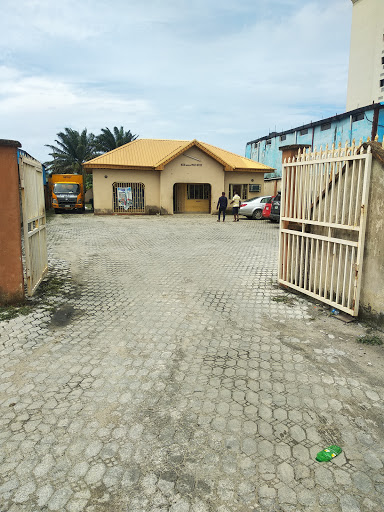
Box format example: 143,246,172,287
239,195,272,220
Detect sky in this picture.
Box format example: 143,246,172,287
0,0,352,163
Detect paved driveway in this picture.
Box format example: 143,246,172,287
0,214,383,512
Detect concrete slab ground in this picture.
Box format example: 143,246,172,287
0,213,383,512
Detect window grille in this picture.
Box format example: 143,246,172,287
321,122,331,131
352,113,364,122
112,182,145,213
229,184,249,200
187,184,210,200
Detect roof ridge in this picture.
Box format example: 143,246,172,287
86,138,141,163
154,140,191,167
201,141,257,163
138,138,190,142
83,138,274,171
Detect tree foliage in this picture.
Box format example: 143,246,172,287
45,126,139,192
45,128,96,174
95,126,138,153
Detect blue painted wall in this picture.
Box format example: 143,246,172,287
378,109,384,143
246,105,384,180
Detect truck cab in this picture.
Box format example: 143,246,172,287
50,174,84,213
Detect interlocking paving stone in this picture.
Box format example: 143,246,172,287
0,213,384,511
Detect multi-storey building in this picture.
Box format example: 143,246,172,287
347,0,384,110
246,0,384,196
245,103,384,195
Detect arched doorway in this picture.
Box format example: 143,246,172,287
173,183,211,213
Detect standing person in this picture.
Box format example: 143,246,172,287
217,192,228,222
230,191,241,222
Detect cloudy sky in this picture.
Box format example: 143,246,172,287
0,0,352,162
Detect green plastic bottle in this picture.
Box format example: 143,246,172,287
315,445,342,462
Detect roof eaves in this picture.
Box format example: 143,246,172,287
230,166,275,173
83,164,154,171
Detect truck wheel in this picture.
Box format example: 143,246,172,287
252,209,263,220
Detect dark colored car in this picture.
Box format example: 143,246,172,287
269,192,281,222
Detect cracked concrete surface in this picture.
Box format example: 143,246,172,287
0,213,383,511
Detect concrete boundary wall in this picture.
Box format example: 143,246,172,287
360,142,384,322
0,139,24,304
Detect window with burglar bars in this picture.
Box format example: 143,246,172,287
112,182,145,213
229,184,249,200
187,184,210,200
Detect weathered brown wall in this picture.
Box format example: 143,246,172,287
263,179,280,197
0,140,24,304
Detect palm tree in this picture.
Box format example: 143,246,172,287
45,128,96,190
45,128,96,173
95,126,138,153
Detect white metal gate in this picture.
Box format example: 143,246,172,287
278,142,372,316
19,153,48,295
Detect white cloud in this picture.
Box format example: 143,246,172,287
0,67,154,160
0,0,353,160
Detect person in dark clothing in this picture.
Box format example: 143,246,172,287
217,192,228,222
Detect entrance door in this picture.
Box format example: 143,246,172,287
173,183,211,213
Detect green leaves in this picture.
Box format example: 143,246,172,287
45,126,139,174
94,126,138,153
45,127,96,173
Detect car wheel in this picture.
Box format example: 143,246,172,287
252,209,263,220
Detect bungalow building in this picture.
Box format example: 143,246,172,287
83,138,273,215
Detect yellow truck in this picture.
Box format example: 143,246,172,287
49,174,85,213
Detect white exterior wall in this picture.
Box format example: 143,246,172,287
346,0,384,110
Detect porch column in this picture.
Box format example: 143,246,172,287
0,139,24,304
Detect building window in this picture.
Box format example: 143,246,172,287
299,129,308,136
229,184,249,200
380,79,384,87
352,113,364,122
321,122,331,131
382,56,384,65
249,184,261,192
280,135,286,141
187,184,210,200
113,182,145,213
266,139,272,145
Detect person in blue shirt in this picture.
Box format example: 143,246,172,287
217,192,228,222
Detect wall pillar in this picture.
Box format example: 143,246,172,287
0,139,24,304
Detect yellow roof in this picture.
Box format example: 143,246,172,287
83,139,274,173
